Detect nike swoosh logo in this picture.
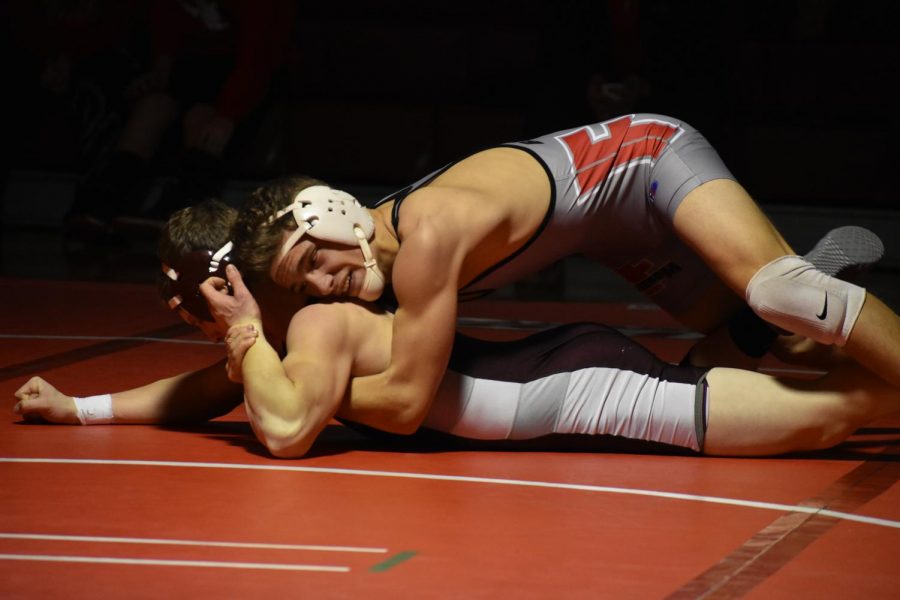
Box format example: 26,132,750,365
816,294,828,320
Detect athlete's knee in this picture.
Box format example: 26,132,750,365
800,404,864,451
745,256,866,347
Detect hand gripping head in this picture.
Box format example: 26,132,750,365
161,241,234,322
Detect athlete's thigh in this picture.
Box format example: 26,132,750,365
672,179,793,296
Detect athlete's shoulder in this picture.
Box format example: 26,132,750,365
396,186,478,236
395,212,451,260
285,302,352,349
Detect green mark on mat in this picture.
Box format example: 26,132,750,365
369,551,417,573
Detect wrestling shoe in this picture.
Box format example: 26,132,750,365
803,225,884,280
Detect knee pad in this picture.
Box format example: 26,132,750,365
746,256,866,346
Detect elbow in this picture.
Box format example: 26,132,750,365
262,431,313,459
266,440,310,459
388,418,420,436
389,397,429,435
253,416,313,459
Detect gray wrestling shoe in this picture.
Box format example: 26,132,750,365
803,225,884,280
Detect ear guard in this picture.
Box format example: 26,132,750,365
161,241,234,322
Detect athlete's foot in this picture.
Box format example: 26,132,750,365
803,226,884,280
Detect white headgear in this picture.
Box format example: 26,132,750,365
269,186,385,300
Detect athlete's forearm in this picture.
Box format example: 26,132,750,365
111,375,193,423
344,370,428,434
112,361,242,424
346,218,459,432
240,326,326,456
241,330,298,423
346,315,454,433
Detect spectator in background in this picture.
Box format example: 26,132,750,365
3,0,149,181
66,0,295,240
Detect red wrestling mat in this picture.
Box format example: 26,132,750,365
2,278,899,599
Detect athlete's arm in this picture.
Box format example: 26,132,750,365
344,217,461,434
239,304,356,458
13,361,243,425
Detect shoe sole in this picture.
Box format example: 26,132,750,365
803,225,884,280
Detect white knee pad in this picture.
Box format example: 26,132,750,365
745,256,866,346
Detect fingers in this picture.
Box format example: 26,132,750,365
227,323,257,337
198,279,216,301
14,376,43,400
233,337,257,354
225,323,257,384
13,385,80,424
13,396,47,422
199,276,229,300
226,361,243,384
13,377,48,419
225,264,250,297
201,266,262,327
226,323,258,347
226,336,255,364
199,277,233,321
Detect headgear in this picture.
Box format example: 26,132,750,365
161,241,234,322
269,185,385,300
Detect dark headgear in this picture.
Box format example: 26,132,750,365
160,242,233,322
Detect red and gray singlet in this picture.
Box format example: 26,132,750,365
377,113,735,314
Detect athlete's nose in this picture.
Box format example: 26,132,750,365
304,270,335,296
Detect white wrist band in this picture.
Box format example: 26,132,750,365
73,394,114,425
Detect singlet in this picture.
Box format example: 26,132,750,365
427,322,709,452
374,113,736,314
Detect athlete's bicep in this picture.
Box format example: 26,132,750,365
340,207,468,432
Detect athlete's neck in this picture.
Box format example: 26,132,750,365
369,203,400,280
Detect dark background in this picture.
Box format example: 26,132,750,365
2,0,898,300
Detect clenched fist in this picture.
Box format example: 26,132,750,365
13,377,80,424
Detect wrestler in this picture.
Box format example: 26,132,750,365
15,259,899,459
14,201,900,458
218,115,899,436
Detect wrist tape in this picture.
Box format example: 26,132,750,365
73,394,114,425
